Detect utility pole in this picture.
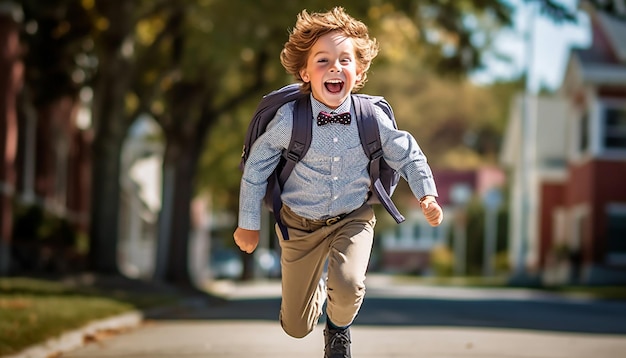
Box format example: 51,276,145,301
483,188,502,277
511,1,538,284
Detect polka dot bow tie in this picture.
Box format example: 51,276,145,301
316,111,351,126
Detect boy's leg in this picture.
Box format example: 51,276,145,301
277,206,332,338
325,205,376,328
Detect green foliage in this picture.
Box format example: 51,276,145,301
367,62,523,169
430,244,454,277
465,197,486,275
11,205,43,242
461,193,510,276
527,0,579,23
494,251,510,273
197,108,252,212
21,0,95,105
11,204,83,273
12,204,77,247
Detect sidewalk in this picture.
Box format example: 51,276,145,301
8,275,626,358
60,319,626,358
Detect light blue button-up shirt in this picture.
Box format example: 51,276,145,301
239,95,438,230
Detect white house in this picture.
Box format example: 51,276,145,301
501,3,626,285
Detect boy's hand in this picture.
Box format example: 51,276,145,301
420,196,443,226
234,227,260,254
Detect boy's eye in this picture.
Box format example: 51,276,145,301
317,58,328,63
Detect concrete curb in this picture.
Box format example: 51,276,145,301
3,310,143,358
2,297,207,358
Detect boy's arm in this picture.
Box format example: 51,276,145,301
234,227,260,254
235,103,293,254
376,112,437,200
237,104,292,230
420,195,443,227
374,107,442,226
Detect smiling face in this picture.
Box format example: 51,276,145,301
299,31,363,109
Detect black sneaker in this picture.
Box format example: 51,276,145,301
324,322,351,358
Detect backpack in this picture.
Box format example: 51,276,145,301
240,84,405,239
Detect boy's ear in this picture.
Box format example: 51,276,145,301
354,73,364,86
300,69,310,82
356,67,364,82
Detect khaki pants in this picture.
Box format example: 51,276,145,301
276,204,376,338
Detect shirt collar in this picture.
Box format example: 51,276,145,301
310,94,352,117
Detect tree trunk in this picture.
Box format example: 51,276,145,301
152,79,211,287
88,125,125,273
88,1,135,274
167,140,198,286
155,135,201,287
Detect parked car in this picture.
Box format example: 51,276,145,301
255,247,281,278
210,249,243,279
209,247,281,279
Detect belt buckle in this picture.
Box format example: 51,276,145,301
325,216,341,226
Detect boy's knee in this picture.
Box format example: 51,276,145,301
280,319,314,338
328,281,365,307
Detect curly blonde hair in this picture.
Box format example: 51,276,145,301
280,7,379,93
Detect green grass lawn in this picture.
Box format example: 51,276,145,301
0,276,179,356
391,274,626,300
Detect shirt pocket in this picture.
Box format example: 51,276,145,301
342,143,368,174
300,148,332,176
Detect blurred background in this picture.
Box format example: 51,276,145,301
0,0,624,290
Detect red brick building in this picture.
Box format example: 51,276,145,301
0,3,92,274
0,3,23,274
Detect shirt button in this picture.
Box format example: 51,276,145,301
333,137,338,143
333,177,338,180
333,157,340,162
333,195,338,200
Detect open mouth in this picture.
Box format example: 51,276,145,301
324,80,344,94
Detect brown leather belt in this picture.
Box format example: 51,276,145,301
285,205,355,227
306,211,351,226
323,213,349,226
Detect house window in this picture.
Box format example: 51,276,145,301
602,104,626,152
606,204,626,266
579,111,589,153
413,224,421,239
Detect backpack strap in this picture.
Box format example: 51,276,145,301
272,95,312,240
240,84,304,170
352,95,405,224
279,95,312,186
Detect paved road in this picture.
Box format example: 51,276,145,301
63,275,626,358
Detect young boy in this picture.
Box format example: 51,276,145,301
234,7,443,358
